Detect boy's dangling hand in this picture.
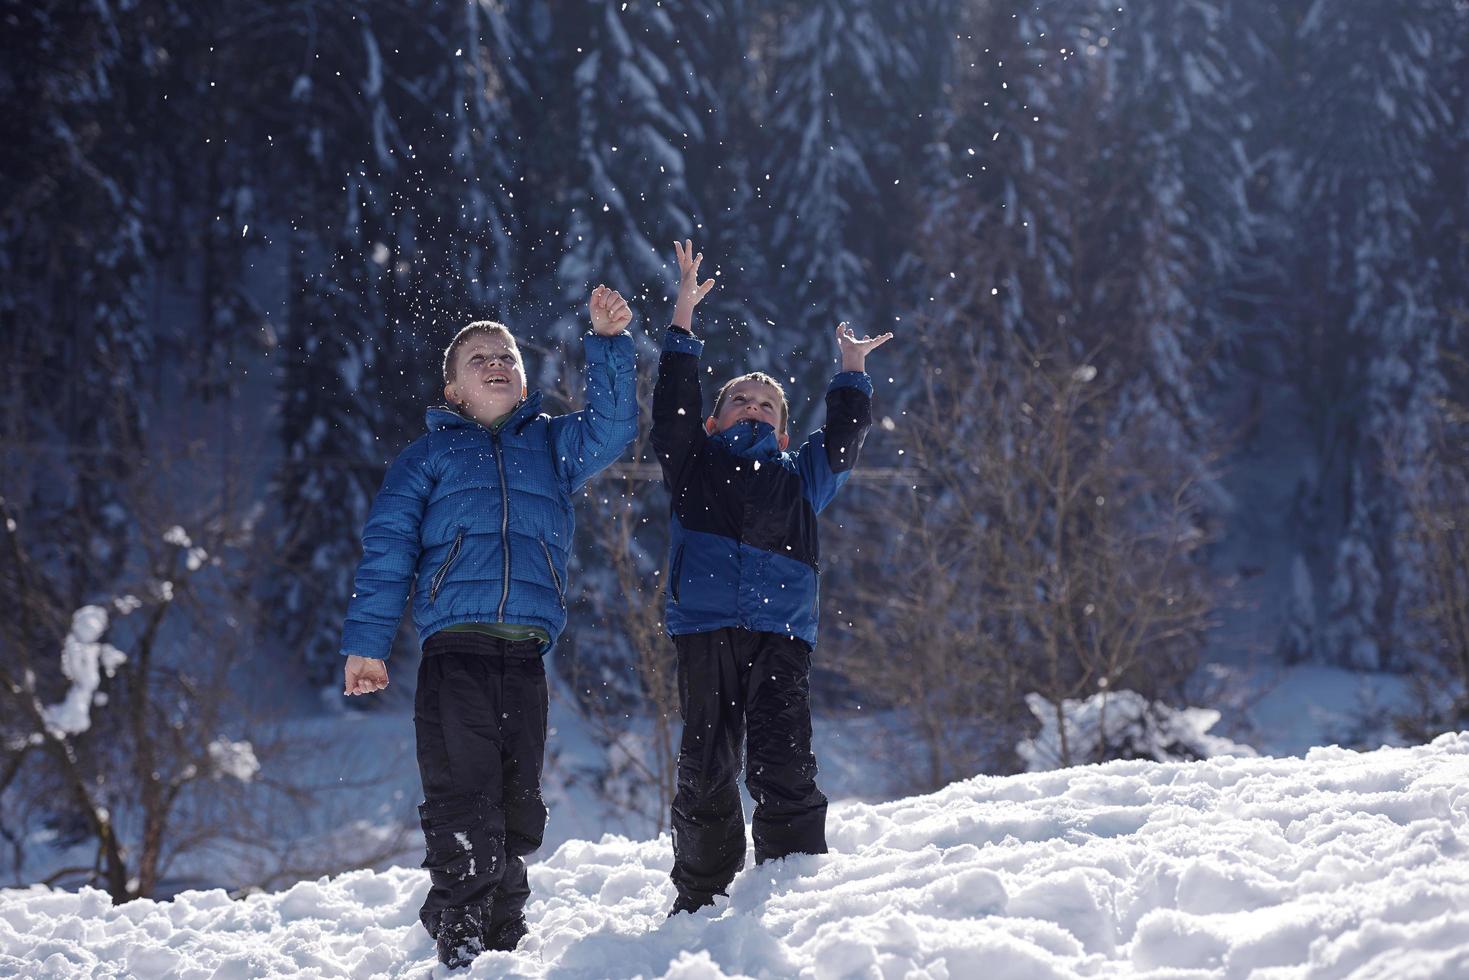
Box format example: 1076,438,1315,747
344,654,389,696
672,239,716,331
589,283,634,336
836,321,894,373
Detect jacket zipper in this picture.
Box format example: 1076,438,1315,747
540,540,565,609
669,542,685,604
429,528,465,603
493,431,512,621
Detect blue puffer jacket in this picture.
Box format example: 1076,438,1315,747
339,332,637,660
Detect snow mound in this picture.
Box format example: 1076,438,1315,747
4,734,1469,978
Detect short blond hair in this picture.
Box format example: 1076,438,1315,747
443,321,521,382
713,372,789,429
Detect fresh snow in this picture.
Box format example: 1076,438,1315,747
4,734,1468,978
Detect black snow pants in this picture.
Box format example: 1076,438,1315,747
670,627,828,905
414,633,548,937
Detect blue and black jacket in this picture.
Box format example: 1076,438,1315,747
651,326,873,647
339,332,638,660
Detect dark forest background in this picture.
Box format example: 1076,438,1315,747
3,0,1467,898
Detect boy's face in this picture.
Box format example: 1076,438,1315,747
444,334,526,424
707,379,789,450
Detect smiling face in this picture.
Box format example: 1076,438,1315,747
708,375,789,450
443,326,526,426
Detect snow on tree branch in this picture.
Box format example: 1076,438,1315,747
163,525,209,571
41,606,127,738
207,739,260,783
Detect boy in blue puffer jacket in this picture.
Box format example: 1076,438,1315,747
653,241,892,915
340,286,636,967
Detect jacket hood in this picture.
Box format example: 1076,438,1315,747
425,390,544,434
710,418,785,461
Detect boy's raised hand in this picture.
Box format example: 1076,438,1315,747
836,321,894,373
672,239,716,331
344,654,389,696
589,283,633,336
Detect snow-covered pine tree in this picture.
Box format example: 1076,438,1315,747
1258,0,1458,671
0,1,170,602
1324,481,1387,669
755,0,943,421
493,1,584,326
272,1,521,680
440,0,523,317
136,5,278,405
1278,554,1319,663
830,0,1252,780
673,0,768,351
1102,0,1257,435
1393,7,1469,731
918,0,1251,401
555,0,701,335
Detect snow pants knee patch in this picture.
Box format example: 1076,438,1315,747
418,793,506,934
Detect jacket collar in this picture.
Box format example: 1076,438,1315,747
425,390,543,435
710,419,784,461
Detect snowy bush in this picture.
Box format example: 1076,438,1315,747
1017,689,1256,772
833,340,1220,787
2,496,414,900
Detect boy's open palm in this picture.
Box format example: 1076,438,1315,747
589,284,633,335
836,321,894,372
673,239,715,329
344,654,389,696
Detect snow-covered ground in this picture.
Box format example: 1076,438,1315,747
5,734,1468,978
